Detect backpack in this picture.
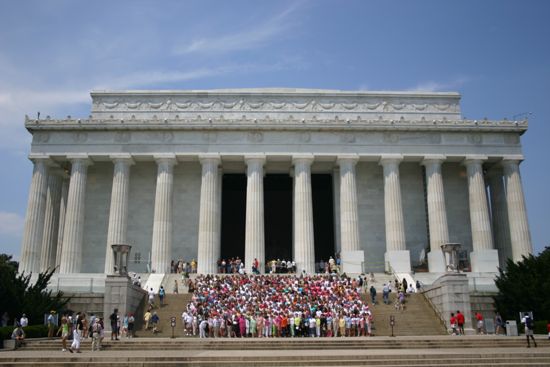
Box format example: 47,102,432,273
526,317,534,329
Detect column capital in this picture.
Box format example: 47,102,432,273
379,154,403,167
462,155,488,167
500,155,524,168
244,154,266,165
292,154,314,165
198,154,221,165
67,154,93,167
154,154,177,166
336,154,359,166
109,154,135,166
28,154,56,166
421,155,447,166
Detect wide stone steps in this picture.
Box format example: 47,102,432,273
135,294,193,338
20,336,549,351
367,293,446,336
3,348,550,366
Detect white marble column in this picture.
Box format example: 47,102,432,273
464,156,498,272
19,155,52,274
104,155,134,274
502,158,533,262
487,168,512,269
422,156,449,273
150,155,177,274
39,168,63,273
197,154,221,274
293,155,315,274
337,155,362,273
55,177,69,271
59,156,92,274
380,155,411,273
244,155,265,274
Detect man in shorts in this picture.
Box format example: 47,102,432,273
522,314,537,348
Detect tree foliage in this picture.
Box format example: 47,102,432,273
0,254,69,325
494,247,550,322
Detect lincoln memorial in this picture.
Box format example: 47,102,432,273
18,89,532,283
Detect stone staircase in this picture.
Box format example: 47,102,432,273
10,337,550,366
134,293,193,338
368,293,446,336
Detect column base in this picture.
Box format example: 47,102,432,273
470,249,499,273
340,250,364,274
428,251,446,273
385,250,411,273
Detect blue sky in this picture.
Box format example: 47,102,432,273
0,0,548,259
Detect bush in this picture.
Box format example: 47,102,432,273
0,324,49,341
534,320,548,335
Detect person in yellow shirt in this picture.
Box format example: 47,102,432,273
144,310,152,330
338,315,345,337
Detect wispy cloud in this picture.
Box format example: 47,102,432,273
0,211,24,237
173,2,304,55
409,76,472,92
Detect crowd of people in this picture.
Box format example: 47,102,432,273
170,259,197,274
180,273,374,338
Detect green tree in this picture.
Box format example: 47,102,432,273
494,247,550,322
0,254,69,325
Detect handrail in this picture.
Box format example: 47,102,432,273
420,287,449,332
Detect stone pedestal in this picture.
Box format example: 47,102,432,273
427,251,446,273
470,249,499,273
385,250,411,273
340,250,364,274
424,272,474,335
103,275,146,332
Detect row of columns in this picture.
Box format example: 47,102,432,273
18,153,533,276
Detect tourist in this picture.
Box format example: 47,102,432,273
495,312,505,335
58,314,70,352
475,312,485,335
522,313,537,348
19,313,28,328
69,323,81,353
148,288,156,308
199,317,208,338
546,320,550,340
127,313,135,338
173,279,179,294
382,283,390,304
91,318,102,352
456,310,465,335
159,286,166,306
110,309,119,340
47,311,56,339
450,312,457,335
121,314,129,338
144,309,152,330
11,324,25,349
151,312,160,334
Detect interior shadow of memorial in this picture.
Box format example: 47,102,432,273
220,173,335,268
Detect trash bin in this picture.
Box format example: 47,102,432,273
505,320,518,336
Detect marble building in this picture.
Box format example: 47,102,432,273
18,88,532,280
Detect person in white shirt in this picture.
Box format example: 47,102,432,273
19,314,28,327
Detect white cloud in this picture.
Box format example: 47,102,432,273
174,2,304,55
0,211,25,237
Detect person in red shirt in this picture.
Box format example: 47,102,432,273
475,312,485,335
450,313,458,335
456,310,465,335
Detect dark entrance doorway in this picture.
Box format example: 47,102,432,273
312,174,335,262
220,174,246,260
220,173,335,267
264,174,293,262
